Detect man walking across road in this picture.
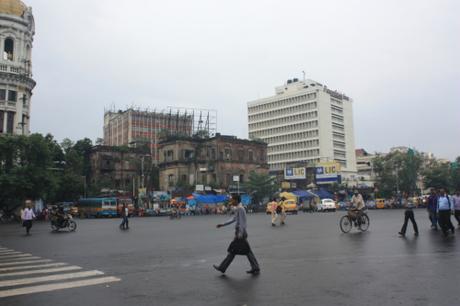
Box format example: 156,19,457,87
452,190,460,228
269,198,278,226
437,188,455,237
213,195,260,275
398,196,419,237
21,200,35,235
119,204,129,230
427,188,438,230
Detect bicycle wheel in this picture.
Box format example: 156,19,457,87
358,214,370,232
339,215,352,233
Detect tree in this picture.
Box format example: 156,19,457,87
243,172,276,204
373,150,423,198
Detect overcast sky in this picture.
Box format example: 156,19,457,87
27,0,459,159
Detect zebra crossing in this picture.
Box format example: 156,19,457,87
0,245,120,298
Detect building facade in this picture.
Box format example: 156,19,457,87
247,78,357,176
158,134,268,191
103,107,216,163
0,0,35,135
89,145,152,192
354,148,376,187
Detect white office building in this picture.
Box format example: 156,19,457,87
247,78,357,175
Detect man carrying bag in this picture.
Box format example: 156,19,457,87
213,195,260,275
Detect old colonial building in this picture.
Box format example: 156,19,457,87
89,146,152,192
0,0,35,135
158,134,268,191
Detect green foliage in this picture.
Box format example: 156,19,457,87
373,150,423,197
423,157,460,192
243,172,276,204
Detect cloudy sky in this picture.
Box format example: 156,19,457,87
27,0,459,159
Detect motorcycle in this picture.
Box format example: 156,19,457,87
50,214,77,232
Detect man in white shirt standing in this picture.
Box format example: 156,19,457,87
21,200,35,235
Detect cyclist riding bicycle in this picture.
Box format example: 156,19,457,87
349,190,365,224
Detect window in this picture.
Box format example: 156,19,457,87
224,148,232,160
8,90,17,102
6,111,15,134
211,148,216,159
238,149,244,161
248,150,254,162
0,111,3,133
3,38,14,61
0,89,5,101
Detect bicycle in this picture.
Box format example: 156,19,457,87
339,209,370,233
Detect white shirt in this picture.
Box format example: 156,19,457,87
22,208,35,220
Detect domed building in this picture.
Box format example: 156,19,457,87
0,0,35,135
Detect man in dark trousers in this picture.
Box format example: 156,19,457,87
426,188,438,230
437,188,455,237
213,195,260,275
398,196,419,237
119,204,129,230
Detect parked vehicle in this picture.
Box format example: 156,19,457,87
318,199,336,212
366,200,376,209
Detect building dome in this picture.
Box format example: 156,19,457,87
0,0,26,17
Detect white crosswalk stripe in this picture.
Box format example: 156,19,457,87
0,246,120,298
0,259,51,267
0,262,67,273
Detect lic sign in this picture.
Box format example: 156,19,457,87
284,167,306,180
315,162,341,184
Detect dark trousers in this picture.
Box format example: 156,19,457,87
428,210,438,228
455,210,460,226
400,209,418,234
217,249,260,273
438,210,454,235
23,220,32,234
120,216,129,229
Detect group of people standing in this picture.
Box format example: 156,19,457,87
425,188,460,237
399,188,460,237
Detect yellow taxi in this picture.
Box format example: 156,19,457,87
266,199,298,214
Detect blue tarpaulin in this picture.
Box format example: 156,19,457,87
292,190,318,200
312,189,334,199
192,193,229,204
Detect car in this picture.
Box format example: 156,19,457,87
366,200,376,209
318,199,336,212
266,199,298,214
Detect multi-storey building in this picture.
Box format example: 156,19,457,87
158,133,268,191
103,107,216,163
0,0,35,135
247,78,357,176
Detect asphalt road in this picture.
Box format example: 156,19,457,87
0,209,459,306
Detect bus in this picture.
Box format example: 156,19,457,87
78,197,118,218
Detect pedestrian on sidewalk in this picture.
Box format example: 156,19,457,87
21,200,35,235
426,188,438,230
213,195,260,275
119,204,129,230
437,188,455,237
452,190,460,228
398,196,419,237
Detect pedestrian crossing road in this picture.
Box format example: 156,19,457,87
0,245,120,298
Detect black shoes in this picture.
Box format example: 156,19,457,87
271,223,276,227
414,232,419,236
398,232,405,236
246,269,260,275
281,222,285,226
213,265,224,273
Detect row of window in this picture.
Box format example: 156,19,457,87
334,149,347,159
332,122,345,132
0,89,17,102
259,129,319,145
333,140,346,149
163,147,263,163
270,158,321,170
250,120,319,138
333,132,345,141
331,113,344,123
248,93,317,114
248,101,317,122
249,111,318,131
268,149,320,162
331,97,343,106
331,105,343,114
268,139,320,153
